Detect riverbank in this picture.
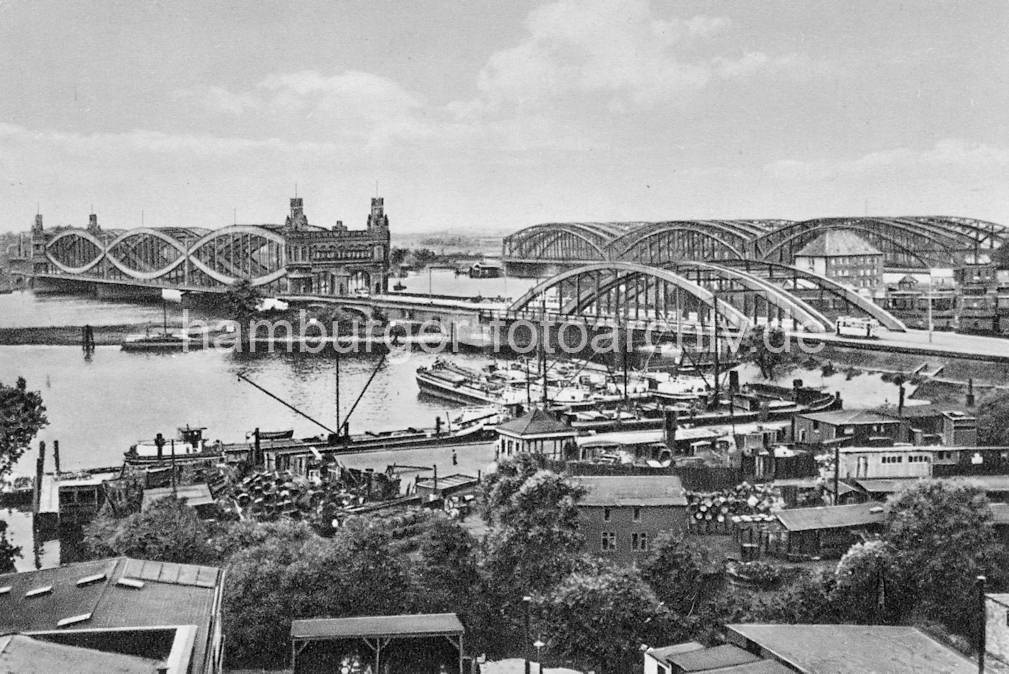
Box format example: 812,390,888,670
0,323,191,346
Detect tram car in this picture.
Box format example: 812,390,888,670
835,316,880,339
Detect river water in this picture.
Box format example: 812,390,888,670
0,270,538,569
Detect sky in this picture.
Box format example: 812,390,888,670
1,0,1008,235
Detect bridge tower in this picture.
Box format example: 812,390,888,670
285,197,309,231
30,213,49,277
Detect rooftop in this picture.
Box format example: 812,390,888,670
795,230,883,258
290,613,463,641
572,475,688,507
648,642,791,673
142,483,215,511
726,624,974,673
775,502,886,532
0,634,162,674
496,408,575,437
798,409,900,426
0,557,223,673
853,475,1009,494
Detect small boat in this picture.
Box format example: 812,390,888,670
121,333,205,352
124,425,220,463
255,429,295,440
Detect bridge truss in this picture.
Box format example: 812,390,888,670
503,216,1008,270
505,261,906,334
41,225,288,292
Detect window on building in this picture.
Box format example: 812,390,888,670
632,532,649,552
633,507,641,522
603,507,611,522
601,532,616,551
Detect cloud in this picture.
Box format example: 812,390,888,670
458,0,807,115
173,70,432,149
0,121,341,159
765,139,1009,182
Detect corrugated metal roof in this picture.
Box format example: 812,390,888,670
290,613,463,640
726,624,974,673
775,503,886,532
572,475,688,507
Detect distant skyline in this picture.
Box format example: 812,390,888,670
2,0,1008,234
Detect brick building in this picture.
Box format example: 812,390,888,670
283,196,390,296
572,475,689,564
793,230,883,290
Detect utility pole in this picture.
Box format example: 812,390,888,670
928,268,934,343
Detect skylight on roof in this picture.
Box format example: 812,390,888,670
57,613,93,627
24,585,53,598
76,572,106,587
116,577,145,589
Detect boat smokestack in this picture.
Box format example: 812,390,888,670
663,408,678,451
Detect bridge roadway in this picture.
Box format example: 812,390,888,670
793,328,1009,364
284,293,1009,364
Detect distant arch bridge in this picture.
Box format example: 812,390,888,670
503,216,1008,272
38,225,288,293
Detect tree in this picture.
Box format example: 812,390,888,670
830,540,904,624
884,479,1009,637
0,377,48,478
224,278,263,327
223,535,306,667
224,517,413,667
752,568,838,624
742,326,797,380
639,533,711,615
83,496,213,564
537,566,674,672
208,518,316,562
412,517,479,614
477,462,586,657
0,519,21,573
977,392,1009,446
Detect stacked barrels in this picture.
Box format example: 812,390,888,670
687,482,780,534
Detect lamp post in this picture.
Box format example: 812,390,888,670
533,637,545,674
928,268,934,343
522,595,532,674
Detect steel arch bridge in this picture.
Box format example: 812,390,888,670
503,216,1009,271
608,220,787,265
505,261,905,334
749,216,1009,268
40,225,288,292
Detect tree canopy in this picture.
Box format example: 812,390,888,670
84,496,214,564
977,392,1009,446
537,566,673,672
0,377,48,478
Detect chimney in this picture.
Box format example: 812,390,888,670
966,378,976,408
663,408,678,451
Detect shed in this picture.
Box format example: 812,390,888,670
142,483,217,517
290,612,464,673
496,408,576,459
775,503,887,559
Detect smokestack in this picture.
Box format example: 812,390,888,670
663,408,678,451
53,440,60,475
967,378,976,408
898,385,905,417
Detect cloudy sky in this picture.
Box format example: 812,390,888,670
1,0,1007,234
